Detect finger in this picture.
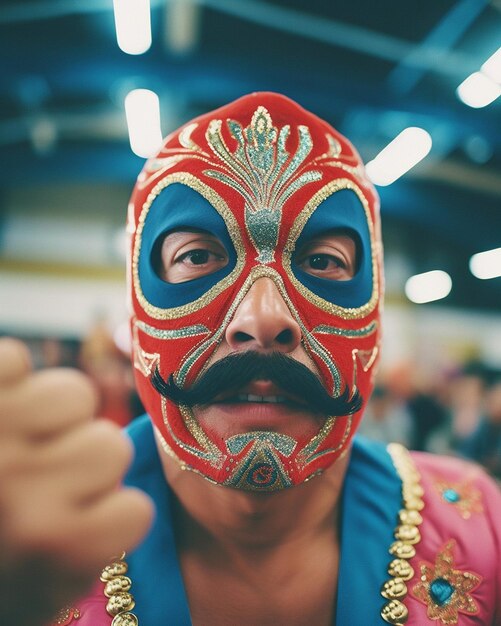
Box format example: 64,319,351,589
34,419,134,503
66,488,154,572
0,368,98,439
0,337,32,385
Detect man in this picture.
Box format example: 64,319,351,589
1,93,500,625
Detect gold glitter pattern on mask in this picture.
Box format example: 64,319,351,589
313,321,378,338
156,425,225,485
179,122,201,151
224,433,295,491
132,172,246,319
227,431,297,456
132,323,161,377
161,397,224,466
283,179,379,319
135,320,210,340
297,415,353,467
204,106,322,263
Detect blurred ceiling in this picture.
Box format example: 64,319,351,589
0,0,500,310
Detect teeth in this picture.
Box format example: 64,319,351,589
236,394,287,404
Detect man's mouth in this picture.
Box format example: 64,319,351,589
212,381,308,409
223,393,288,404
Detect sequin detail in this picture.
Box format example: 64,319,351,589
224,432,296,491
434,478,484,519
204,107,322,263
51,607,80,625
164,399,224,466
283,179,379,319
226,431,297,456
135,320,210,340
132,172,246,319
411,540,481,624
134,348,160,378
312,321,378,337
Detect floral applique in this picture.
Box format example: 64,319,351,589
412,540,481,624
435,478,483,519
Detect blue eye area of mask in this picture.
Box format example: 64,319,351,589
291,189,373,308
138,183,237,308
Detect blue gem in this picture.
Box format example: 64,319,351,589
443,488,461,503
430,578,455,606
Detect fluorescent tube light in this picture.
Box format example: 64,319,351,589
456,72,501,108
113,0,152,55
481,47,501,84
125,89,163,158
469,248,501,280
405,270,452,304
365,127,432,186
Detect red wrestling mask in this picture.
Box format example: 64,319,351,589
128,92,382,491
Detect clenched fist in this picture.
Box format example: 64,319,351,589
0,338,154,626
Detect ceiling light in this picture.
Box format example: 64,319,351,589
405,270,452,304
469,248,501,280
365,127,432,186
481,46,501,84
456,72,501,109
124,89,163,158
113,0,152,55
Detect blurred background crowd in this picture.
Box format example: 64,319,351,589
1,0,500,480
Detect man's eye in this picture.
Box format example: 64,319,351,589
177,249,213,265
160,230,229,283
293,233,357,281
304,254,345,271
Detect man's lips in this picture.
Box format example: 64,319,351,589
211,380,308,408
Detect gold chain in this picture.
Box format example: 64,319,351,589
100,553,138,626
381,443,425,625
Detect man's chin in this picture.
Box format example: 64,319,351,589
193,401,325,443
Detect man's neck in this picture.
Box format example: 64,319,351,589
155,435,349,626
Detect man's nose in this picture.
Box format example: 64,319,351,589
225,278,302,352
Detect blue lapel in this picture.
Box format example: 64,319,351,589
125,416,192,626
336,436,402,625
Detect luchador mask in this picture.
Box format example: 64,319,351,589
128,92,382,491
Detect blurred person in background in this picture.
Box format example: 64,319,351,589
383,360,448,452
79,317,138,428
447,360,491,449
357,383,411,446
1,93,500,626
458,377,501,480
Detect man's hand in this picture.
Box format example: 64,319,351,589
0,337,154,626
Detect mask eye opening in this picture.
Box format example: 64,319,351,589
151,226,230,284
293,226,363,279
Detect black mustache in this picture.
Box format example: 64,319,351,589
151,352,362,417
